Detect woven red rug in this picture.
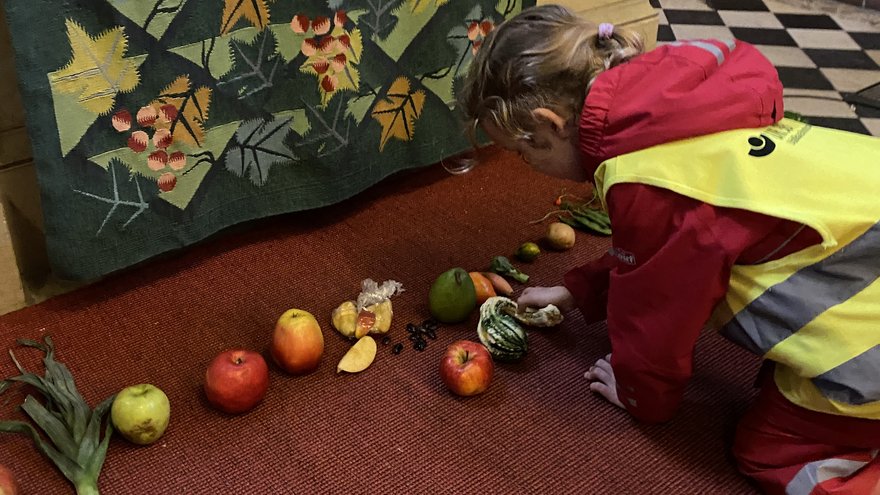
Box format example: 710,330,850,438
0,148,760,494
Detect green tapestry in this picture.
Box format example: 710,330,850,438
3,0,531,280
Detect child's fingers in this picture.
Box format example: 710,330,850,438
589,381,615,401
516,287,547,308
589,381,625,409
594,358,613,375
586,365,613,385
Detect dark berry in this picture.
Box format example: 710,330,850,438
414,340,427,351
392,343,404,354
406,323,418,334
381,336,391,345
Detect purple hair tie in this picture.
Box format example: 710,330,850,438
598,23,614,40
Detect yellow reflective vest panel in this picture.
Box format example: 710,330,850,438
594,119,880,419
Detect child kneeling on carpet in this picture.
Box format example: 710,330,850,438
459,4,880,494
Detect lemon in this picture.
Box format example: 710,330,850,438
516,242,541,262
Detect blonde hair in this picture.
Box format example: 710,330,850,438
459,5,644,143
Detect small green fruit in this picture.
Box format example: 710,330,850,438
516,242,541,262
428,267,478,324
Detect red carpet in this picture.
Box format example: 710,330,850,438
0,148,760,494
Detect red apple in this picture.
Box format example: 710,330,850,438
271,309,324,374
204,349,269,414
0,464,19,495
440,340,494,397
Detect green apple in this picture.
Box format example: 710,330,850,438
111,384,171,445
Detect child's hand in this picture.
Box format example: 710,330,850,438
585,354,624,409
517,286,575,311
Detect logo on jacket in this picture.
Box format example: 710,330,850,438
608,247,636,265
748,134,776,157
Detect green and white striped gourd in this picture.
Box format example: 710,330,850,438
477,297,528,362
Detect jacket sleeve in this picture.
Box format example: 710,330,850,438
563,252,616,323
603,184,734,423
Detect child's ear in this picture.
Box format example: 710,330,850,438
531,108,571,138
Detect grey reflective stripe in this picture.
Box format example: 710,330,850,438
812,345,880,405
786,456,870,495
721,220,880,356
669,39,736,65
687,41,726,64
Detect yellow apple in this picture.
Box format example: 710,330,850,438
271,309,324,374
111,384,170,445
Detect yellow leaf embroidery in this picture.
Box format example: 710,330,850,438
152,76,212,148
370,77,426,152
220,0,272,35
50,20,140,115
406,0,449,13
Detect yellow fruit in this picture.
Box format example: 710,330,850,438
337,336,377,373
331,301,358,338
367,299,393,334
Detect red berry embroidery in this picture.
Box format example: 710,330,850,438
312,58,330,75
467,22,480,41
159,104,178,123
157,172,177,192
290,14,310,34
318,36,335,54
301,38,318,57
168,151,186,171
313,16,330,35
112,109,132,132
331,53,346,72
321,74,338,92
128,130,149,153
334,10,347,27
136,105,158,127
153,128,173,149
480,20,494,37
148,150,169,171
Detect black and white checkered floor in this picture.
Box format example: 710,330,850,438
653,0,880,136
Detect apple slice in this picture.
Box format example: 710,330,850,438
337,336,377,373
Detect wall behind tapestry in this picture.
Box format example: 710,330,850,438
2,0,530,280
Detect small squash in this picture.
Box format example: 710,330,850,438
476,297,528,362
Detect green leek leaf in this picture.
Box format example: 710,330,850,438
0,336,114,494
